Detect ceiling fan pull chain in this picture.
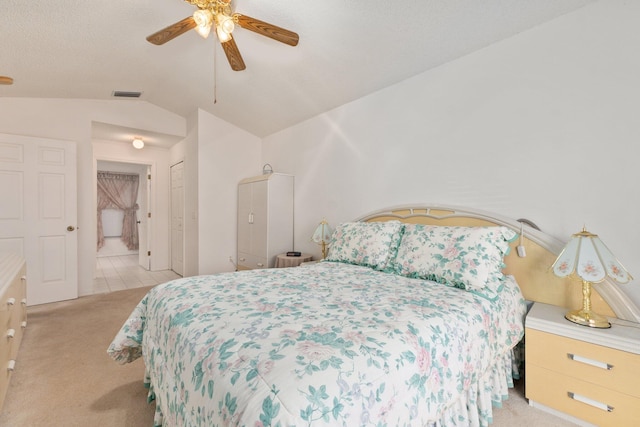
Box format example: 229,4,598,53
213,40,218,104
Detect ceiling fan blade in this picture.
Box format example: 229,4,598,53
146,16,197,45
234,14,299,46
221,36,246,71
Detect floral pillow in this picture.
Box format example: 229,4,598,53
389,224,517,295
325,221,404,271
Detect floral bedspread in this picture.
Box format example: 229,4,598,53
108,261,526,427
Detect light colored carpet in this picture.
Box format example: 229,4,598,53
0,287,579,426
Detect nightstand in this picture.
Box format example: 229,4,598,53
274,253,312,268
525,302,640,427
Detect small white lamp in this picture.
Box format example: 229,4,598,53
552,227,632,328
311,219,332,259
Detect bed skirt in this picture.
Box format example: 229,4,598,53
143,347,521,427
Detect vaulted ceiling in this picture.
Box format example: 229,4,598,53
2,0,596,142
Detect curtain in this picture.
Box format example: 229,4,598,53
97,171,140,251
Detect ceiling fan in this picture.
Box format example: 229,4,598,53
147,0,299,71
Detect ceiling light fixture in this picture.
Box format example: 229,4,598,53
215,13,234,42
190,2,236,43
193,9,214,38
132,138,145,149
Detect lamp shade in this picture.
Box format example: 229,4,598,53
311,220,332,244
193,9,213,38
552,228,632,284
311,219,332,259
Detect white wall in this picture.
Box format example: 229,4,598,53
0,98,185,297
171,112,200,277
262,0,640,309
196,109,262,274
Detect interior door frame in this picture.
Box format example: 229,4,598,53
170,161,184,276
92,155,156,277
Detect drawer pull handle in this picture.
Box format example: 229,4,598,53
567,353,613,370
21,298,27,305
256,263,264,267
6,329,15,338
21,321,27,329
567,391,614,412
7,360,15,372
6,298,15,306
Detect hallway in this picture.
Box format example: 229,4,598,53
93,254,181,294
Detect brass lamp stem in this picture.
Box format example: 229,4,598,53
321,241,327,259
581,280,592,312
564,280,611,328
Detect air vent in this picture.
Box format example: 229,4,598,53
112,90,142,98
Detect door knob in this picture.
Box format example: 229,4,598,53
67,226,75,231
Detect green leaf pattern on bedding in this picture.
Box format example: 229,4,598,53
108,262,525,426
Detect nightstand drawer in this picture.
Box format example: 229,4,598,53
527,364,640,427
526,328,640,398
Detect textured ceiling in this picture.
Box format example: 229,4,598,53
1,0,596,143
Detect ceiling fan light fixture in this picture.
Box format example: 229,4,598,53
216,25,232,43
217,13,235,34
214,12,234,42
132,138,145,149
193,9,214,38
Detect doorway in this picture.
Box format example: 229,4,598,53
96,160,150,270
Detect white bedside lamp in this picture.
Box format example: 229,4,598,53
311,219,332,259
552,227,632,328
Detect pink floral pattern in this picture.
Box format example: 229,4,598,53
325,221,404,271
108,262,526,427
389,225,517,299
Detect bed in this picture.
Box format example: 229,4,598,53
108,205,622,427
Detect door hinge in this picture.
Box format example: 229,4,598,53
148,212,151,218
148,251,151,256
148,174,151,180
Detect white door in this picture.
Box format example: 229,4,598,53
0,133,78,305
170,162,184,276
138,166,150,270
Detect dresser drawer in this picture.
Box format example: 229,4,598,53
526,328,640,398
527,364,640,427
237,252,268,270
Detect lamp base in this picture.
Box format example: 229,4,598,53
565,309,611,329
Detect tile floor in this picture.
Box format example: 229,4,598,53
93,254,182,294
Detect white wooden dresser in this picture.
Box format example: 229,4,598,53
0,253,27,411
526,302,640,426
